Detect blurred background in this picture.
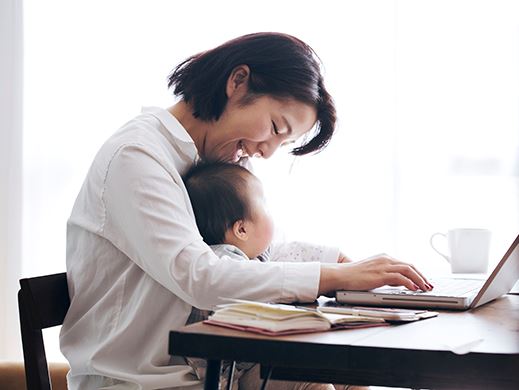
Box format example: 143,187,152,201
2,0,518,362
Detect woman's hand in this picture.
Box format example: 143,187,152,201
319,253,433,296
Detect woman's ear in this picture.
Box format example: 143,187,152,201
232,219,249,241
226,65,250,99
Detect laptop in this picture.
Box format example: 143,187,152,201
336,234,519,310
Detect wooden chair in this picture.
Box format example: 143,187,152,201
18,273,70,390
0,362,69,390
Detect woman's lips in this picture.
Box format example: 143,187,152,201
232,141,257,162
232,141,245,162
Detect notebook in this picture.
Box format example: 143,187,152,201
204,299,441,336
204,299,390,336
336,234,519,310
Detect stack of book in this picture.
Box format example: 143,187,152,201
204,299,438,336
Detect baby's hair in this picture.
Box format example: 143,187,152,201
183,161,255,245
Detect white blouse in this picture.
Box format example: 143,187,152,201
59,107,339,390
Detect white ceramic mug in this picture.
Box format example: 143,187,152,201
430,228,492,273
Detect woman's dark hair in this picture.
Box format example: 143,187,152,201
183,161,255,245
168,32,336,156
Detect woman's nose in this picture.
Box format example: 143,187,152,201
257,138,283,159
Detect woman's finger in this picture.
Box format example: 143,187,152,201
388,264,430,291
384,273,418,291
408,263,432,288
380,255,432,290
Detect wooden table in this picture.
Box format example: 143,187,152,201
169,295,519,389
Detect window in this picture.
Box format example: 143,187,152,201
22,0,519,361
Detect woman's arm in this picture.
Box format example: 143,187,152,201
265,244,430,293
319,253,432,295
102,145,322,307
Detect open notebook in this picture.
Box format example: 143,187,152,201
204,299,437,336
336,234,519,310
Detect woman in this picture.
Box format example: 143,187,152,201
60,32,431,390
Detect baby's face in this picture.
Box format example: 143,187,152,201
243,177,274,258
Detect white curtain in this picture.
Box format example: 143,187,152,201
4,0,518,361
0,0,23,360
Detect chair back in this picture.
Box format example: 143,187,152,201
18,273,70,390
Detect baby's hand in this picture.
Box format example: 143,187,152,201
337,252,353,263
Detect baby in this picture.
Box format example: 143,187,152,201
183,161,366,390
184,161,273,263
182,161,274,387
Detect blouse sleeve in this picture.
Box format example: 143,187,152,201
101,144,321,308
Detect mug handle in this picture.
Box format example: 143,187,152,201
430,232,450,263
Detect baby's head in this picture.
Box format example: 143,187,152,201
184,161,274,259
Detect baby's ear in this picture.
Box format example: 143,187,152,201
232,220,248,241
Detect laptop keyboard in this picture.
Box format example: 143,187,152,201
408,278,485,296
374,278,485,297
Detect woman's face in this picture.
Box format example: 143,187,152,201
202,84,318,162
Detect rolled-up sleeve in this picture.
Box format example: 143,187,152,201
280,260,322,302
